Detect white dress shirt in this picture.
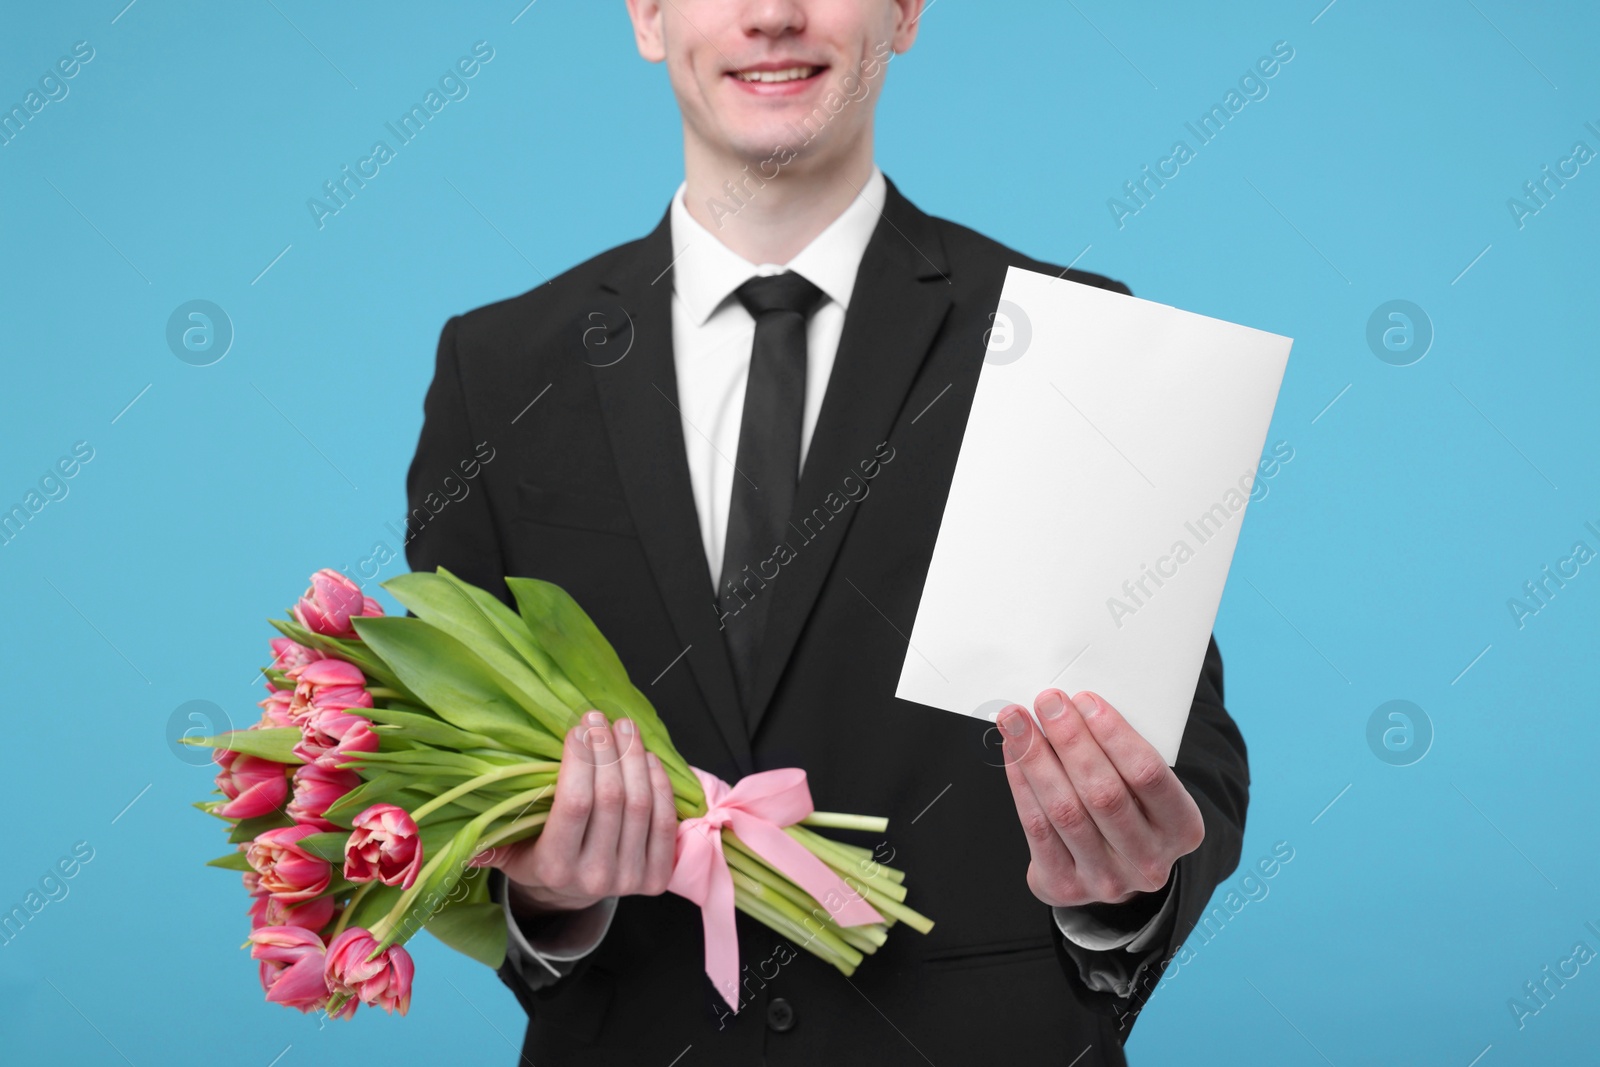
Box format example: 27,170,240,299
668,167,886,587
505,168,1178,996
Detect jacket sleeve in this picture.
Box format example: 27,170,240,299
405,316,615,1009
1051,634,1250,1032
487,871,616,999
1032,270,1251,1024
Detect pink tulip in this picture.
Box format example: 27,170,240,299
214,750,290,820
287,659,372,724
286,658,366,688
250,926,353,1016
325,928,414,1015
294,709,379,769
360,596,384,619
252,892,337,932
247,826,332,903
344,804,423,890
295,569,367,638
265,638,323,697
257,690,295,728
288,763,361,831
269,636,323,675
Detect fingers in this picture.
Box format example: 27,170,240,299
642,752,678,894
577,712,625,895
1003,703,1114,862
997,704,1081,906
1033,689,1159,889
1075,691,1203,850
611,719,653,894
539,719,600,875
1075,694,1203,844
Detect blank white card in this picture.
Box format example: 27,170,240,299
896,266,1291,764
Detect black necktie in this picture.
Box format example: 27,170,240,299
718,271,826,717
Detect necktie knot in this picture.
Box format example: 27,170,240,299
735,272,826,320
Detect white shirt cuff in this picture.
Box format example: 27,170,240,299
502,892,617,978
1051,868,1180,953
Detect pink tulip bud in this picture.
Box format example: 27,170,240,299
268,637,323,675
252,892,337,933
287,659,372,725
294,709,379,769
257,690,295,729
360,597,384,618
250,923,324,964
288,764,361,831
289,659,366,687
344,804,423,890
214,750,290,820
295,569,368,638
247,826,332,903
325,928,414,1015
250,925,350,1015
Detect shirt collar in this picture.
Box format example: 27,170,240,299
668,167,886,327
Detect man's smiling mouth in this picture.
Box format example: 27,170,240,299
730,65,825,84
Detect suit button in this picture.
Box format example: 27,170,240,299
765,997,796,1032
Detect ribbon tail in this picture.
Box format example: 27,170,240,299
700,840,741,1013
731,814,884,927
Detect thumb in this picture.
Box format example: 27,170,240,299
469,843,511,870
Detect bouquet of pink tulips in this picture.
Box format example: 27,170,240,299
192,567,931,1018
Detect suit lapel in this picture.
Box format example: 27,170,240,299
591,211,754,775
744,180,954,735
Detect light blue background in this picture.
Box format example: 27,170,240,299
2,2,1596,1064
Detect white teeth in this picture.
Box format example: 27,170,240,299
735,66,819,83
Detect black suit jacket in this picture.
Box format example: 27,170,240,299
405,177,1250,1066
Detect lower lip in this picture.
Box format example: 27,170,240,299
726,68,827,97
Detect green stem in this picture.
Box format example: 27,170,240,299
785,826,908,901
733,893,853,976
729,869,860,970
723,845,886,953
730,886,850,973
409,762,559,824
800,811,888,833
842,875,934,934
475,811,550,852
330,882,372,938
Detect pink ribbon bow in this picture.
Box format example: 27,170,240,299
667,766,882,1012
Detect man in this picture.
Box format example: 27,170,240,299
404,1,1249,1063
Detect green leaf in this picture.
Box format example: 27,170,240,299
436,568,590,710
348,747,501,773
377,823,484,952
382,571,581,737
297,831,351,863
228,811,294,843
343,883,404,932
425,901,507,969
362,706,498,750
184,727,303,764
385,571,517,655
418,816,475,860
349,616,562,759
507,578,693,782
206,850,252,871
